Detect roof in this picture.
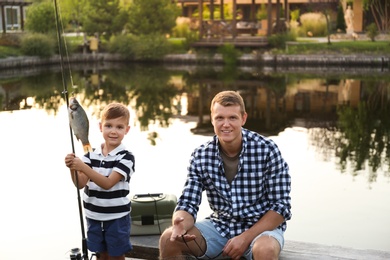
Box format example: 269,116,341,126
0,0,32,6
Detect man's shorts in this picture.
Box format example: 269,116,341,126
194,218,284,260
86,214,132,256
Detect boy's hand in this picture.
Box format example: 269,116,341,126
70,157,85,172
64,153,75,168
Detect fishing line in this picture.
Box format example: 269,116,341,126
53,0,88,259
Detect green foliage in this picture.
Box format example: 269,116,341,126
167,38,188,54
25,1,56,34
268,32,297,49
299,12,328,37
366,23,379,42
133,34,171,60
290,9,300,21
283,41,390,55
82,0,127,40
217,44,239,66
336,3,346,32
108,33,171,60
0,46,21,58
256,4,267,20
108,34,137,59
127,0,180,36
171,18,199,48
57,0,88,32
20,33,55,58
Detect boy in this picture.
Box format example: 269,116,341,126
65,103,134,260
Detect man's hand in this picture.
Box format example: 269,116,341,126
170,217,196,242
223,234,250,260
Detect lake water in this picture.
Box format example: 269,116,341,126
0,63,389,259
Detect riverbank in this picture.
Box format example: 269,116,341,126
0,52,389,70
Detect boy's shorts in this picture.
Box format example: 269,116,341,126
194,218,284,260
86,214,132,256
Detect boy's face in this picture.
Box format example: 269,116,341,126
99,116,130,148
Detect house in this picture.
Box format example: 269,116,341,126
0,0,32,34
176,0,365,40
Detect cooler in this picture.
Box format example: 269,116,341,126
130,193,177,235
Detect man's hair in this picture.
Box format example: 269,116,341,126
210,90,246,115
101,103,130,124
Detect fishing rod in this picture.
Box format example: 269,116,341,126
52,0,88,259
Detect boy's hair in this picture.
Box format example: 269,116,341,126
210,90,246,115
101,103,130,124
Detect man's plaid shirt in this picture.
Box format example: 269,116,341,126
175,128,292,238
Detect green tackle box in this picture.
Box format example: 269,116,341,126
130,193,177,235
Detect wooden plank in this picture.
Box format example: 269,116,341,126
126,235,390,260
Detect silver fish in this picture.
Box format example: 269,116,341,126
68,97,92,153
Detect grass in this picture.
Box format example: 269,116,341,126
1,37,389,57
283,40,390,55
0,45,22,58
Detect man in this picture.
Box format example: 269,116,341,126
159,90,292,260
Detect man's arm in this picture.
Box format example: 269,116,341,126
170,210,196,241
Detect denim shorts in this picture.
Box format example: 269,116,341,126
86,214,132,256
194,218,284,260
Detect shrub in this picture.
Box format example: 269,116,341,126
336,3,346,33
218,44,239,66
366,23,379,42
108,34,137,59
268,32,297,49
133,34,171,61
20,33,55,57
171,17,199,48
0,34,21,47
299,12,328,37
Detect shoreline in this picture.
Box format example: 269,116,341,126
0,53,389,70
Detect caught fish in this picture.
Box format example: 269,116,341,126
68,97,92,153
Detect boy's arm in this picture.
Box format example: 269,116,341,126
65,153,89,189
71,157,123,190
70,170,89,189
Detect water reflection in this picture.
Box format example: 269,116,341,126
1,63,390,255
1,63,390,183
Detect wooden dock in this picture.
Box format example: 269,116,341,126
191,36,268,48
126,235,390,260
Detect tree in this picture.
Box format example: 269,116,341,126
25,1,57,34
309,0,340,44
57,0,89,32
82,0,128,40
127,0,180,36
336,2,347,32
362,0,390,32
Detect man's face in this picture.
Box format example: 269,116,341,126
211,103,247,144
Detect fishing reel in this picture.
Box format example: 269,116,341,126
69,248,82,260
69,248,99,260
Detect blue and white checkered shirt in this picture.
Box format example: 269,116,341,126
175,128,292,238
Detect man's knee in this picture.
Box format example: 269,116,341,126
252,235,280,260
159,227,174,255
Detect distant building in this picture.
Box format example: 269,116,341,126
0,0,32,34
176,0,365,37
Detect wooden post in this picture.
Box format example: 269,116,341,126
221,0,224,20
232,0,237,38
210,0,214,20
1,6,6,33
199,0,203,39
267,0,272,36
20,5,25,31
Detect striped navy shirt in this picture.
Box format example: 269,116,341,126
176,128,291,238
82,143,135,221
